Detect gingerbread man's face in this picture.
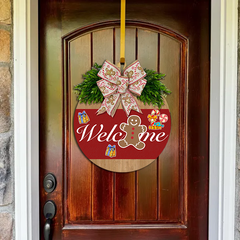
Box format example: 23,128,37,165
127,115,141,126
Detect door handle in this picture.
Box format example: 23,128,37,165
44,219,51,240
43,201,56,240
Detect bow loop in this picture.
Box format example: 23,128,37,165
97,60,121,84
123,60,146,84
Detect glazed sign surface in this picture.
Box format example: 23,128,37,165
74,109,171,161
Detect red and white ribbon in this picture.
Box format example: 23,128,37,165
96,60,147,117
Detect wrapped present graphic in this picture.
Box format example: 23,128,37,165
105,145,116,158
78,111,90,124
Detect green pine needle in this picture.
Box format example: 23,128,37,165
137,69,171,109
74,63,171,108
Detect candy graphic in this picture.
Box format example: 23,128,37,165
159,114,168,123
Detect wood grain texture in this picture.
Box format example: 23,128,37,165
136,29,158,221
40,0,210,238
68,34,92,221
159,35,181,220
93,29,113,64
92,167,114,221
62,227,188,240
137,161,158,220
92,28,114,221
115,172,135,220
39,0,64,238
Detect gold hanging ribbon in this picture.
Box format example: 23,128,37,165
120,0,126,64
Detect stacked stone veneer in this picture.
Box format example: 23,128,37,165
0,0,13,239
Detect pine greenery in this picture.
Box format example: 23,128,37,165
74,63,103,104
137,69,171,109
74,63,171,108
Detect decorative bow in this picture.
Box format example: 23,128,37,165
147,114,158,126
96,60,147,117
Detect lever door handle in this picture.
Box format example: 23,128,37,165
43,201,56,240
44,219,51,240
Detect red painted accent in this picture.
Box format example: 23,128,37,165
74,109,171,160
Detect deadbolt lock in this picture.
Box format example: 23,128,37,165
44,173,56,193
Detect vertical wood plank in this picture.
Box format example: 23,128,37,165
93,29,113,64
114,27,136,221
136,29,158,220
69,34,92,221
92,29,114,221
137,29,158,69
137,161,158,220
115,173,135,221
92,167,113,221
159,34,181,220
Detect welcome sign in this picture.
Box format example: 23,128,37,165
74,107,171,172
73,60,172,172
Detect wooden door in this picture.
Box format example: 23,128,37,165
39,0,210,239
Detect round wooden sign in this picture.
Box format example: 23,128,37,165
74,100,171,172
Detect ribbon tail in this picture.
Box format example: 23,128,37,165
97,93,121,118
110,95,121,117
121,90,142,116
97,99,108,115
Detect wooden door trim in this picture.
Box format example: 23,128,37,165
62,20,188,42
13,0,238,240
62,223,187,230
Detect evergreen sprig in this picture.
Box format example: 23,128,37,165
74,63,171,108
74,63,103,104
137,69,171,109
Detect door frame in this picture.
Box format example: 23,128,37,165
13,0,238,239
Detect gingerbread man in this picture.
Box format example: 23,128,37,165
105,68,115,77
118,115,147,150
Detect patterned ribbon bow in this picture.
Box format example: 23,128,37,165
97,60,147,117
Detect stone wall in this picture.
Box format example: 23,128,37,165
0,0,14,239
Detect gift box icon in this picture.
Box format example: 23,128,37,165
105,145,116,158
78,111,90,124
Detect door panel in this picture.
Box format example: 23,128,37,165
65,25,184,224
40,1,209,239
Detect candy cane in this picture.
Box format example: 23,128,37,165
151,109,160,117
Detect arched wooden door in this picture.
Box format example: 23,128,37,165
40,1,209,239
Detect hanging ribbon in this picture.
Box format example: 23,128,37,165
120,0,126,64
96,60,147,117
